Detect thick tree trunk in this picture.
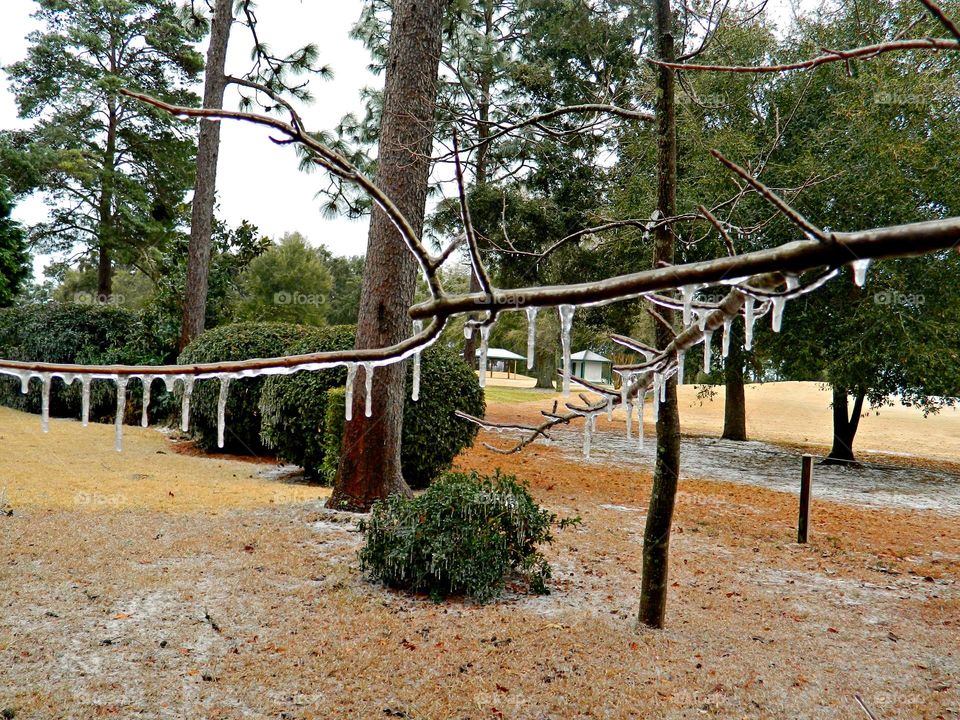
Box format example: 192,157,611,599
96,101,118,301
639,0,680,630
179,0,234,350
825,385,865,464
329,0,447,512
721,319,747,441
534,345,555,389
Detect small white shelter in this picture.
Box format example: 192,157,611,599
571,350,613,383
476,347,526,378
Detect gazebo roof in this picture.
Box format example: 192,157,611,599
570,349,611,363
475,347,526,361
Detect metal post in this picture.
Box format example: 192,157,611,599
798,454,813,543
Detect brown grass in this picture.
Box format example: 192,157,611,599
0,390,958,719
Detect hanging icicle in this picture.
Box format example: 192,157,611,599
659,370,667,402
637,393,645,450
141,376,153,428
478,324,491,389
180,376,194,433
680,285,698,326
744,297,756,351
114,376,127,453
697,310,708,332
652,376,660,423
703,329,714,371
582,415,592,459
676,351,685,386
344,363,357,422
411,320,423,402
40,373,51,433
525,306,538,370
722,317,733,358
559,304,575,398
625,396,633,440
363,362,374,418
20,372,31,395
81,375,91,427
606,395,614,421
217,377,231,449
851,259,871,288
463,325,473,340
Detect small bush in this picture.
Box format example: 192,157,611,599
177,322,310,452
358,470,571,602
265,341,485,486
0,302,172,422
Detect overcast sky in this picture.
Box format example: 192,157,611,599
0,0,380,280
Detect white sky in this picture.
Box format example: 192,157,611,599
0,0,380,281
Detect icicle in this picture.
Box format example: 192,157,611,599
619,372,629,409
680,285,697,326
81,376,91,427
411,320,423,402
141,377,152,428
217,377,231,449
344,363,357,422
582,416,592,459
40,374,51,433
114,376,127,453
676,351,685,386
363,362,373,418
606,395,613,421
851,259,871,288
463,325,473,340
625,396,633,440
637,394,645,450
20,372,31,394
697,310,708,332
163,375,176,394
771,296,786,332
525,306,538,370
703,330,714,371
722,317,733,358
559,304,575,398
180,376,194,433
744,297,756,351
659,371,667,402
652,380,660,423
478,325,490,389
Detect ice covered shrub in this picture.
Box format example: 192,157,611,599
358,470,574,602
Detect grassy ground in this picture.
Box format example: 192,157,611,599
0,386,958,718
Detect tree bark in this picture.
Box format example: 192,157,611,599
721,319,747,441
825,385,865,463
96,98,118,301
179,0,234,350
534,345,555,389
639,0,680,630
329,0,448,512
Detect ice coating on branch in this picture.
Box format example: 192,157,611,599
744,297,756,351
676,351,685,386
81,375,91,427
363,362,374,418
525,306,538,370
703,329,714,370
559,305,575,398
412,320,423,402
40,373,51,433
180,376,194,433
141,376,153,428
478,325,491,389
680,285,698,326
114,376,127,453
217,377,231,449
851,259,871,287
344,363,357,422
722,317,733,358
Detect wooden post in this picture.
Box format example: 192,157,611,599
798,455,813,543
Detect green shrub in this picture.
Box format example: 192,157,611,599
177,322,311,452
262,340,485,487
358,470,571,602
319,387,347,485
0,302,172,422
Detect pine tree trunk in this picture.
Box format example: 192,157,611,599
721,320,747,441
534,345,555,389
329,0,447,512
96,100,118,301
179,0,234,350
639,0,680,630
825,385,865,464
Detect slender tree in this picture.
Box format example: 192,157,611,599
0,180,30,306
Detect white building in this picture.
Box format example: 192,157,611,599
571,350,613,384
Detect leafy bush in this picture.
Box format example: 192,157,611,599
319,387,347,485
358,470,572,602
177,322,310,452
262,339,485,487
0,302,172,422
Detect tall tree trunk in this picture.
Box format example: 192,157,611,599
825,385,865,463
639,0,680,629
179,0,234,350
329,0,448,512
721,319,747,441
96,100,118,301
534,345,555,389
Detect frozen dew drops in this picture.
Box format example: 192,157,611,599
217,377,231,449
525,306,538,370
411,320,423,402
851,259,871,288
344,363,357,422
114,376,127,453
559,304,575,398
40,373,51,433
363,362,374,418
